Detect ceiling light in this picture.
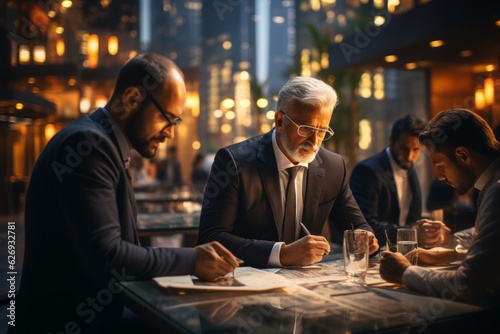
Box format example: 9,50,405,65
429,40,444,48
384,55,398,63
405,62,417,70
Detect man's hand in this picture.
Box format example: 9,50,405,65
366,231,380,255
193,241,240,281
414,219,451,248
280,235,330,266
416,247,458,266
379,251,411,284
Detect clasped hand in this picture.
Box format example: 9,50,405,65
414,219,451,248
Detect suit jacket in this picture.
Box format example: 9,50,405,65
197,130,373,268
402,156,500,304
16,109,195,333
349,149,422,246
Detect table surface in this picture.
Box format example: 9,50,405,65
117,257,495,334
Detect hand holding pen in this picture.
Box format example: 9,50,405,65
300,222,329,256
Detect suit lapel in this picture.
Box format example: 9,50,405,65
380,152,399,208
302,155,324,231
256,133,284,240
91,109,140,245
407,166,422,223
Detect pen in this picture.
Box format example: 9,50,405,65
301,222,329,255
385,230,393,251
299,222,311,235
232,258,244,278
221,256,244,278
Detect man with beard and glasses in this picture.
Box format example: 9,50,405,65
15,54,239,334
380,108,500,305
197,77,379,268
349,115,427,247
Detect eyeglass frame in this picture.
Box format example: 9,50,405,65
146,92,183,128
279,111,334,141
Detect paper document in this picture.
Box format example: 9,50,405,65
154,267,294,291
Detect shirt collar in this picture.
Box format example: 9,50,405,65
102,107,132,168
474,153,500,191
272,129,309,171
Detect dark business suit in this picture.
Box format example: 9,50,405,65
197,130,373,268
349,148,422,246
16,108,195,333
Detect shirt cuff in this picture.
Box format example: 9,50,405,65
268,242,285,267
402,265,431,289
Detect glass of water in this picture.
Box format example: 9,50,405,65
343,230,369,283
397,228,418,265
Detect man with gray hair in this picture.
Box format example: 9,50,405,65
198,77,379,268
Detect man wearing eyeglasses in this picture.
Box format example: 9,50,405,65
198,76,379,268
16,53,239,334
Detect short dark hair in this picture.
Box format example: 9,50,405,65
390,115,426,141
419,108,500,158
111,53,183,98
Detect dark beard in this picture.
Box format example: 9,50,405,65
125,113,157,159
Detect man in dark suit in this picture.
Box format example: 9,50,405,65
380,108,500,304
16,53,238,333
349,115,427,246
198,77,379,268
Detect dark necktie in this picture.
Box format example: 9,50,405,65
283,166,301,244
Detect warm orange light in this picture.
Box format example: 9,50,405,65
19,45,30,64
108,35,118,55
475,88,486,110
56,38,65,56
45,124,56,141
384,55,398,63
405,62,417,70
33,45,46,63
429,40,444,48
484,77,494,106
87,34,99,68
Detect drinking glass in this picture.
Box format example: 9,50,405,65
343,230,369,283
397,228,418,265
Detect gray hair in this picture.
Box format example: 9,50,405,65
276,76,338,113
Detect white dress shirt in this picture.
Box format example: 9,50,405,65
386,147,412,226
268,129,308,267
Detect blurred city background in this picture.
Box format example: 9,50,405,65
0,0,499,216
0,1,499,330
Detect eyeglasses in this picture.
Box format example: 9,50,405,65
281,112,334,141
146,93,182,128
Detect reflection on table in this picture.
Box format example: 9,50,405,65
137,212,200,247
117,258,496,334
